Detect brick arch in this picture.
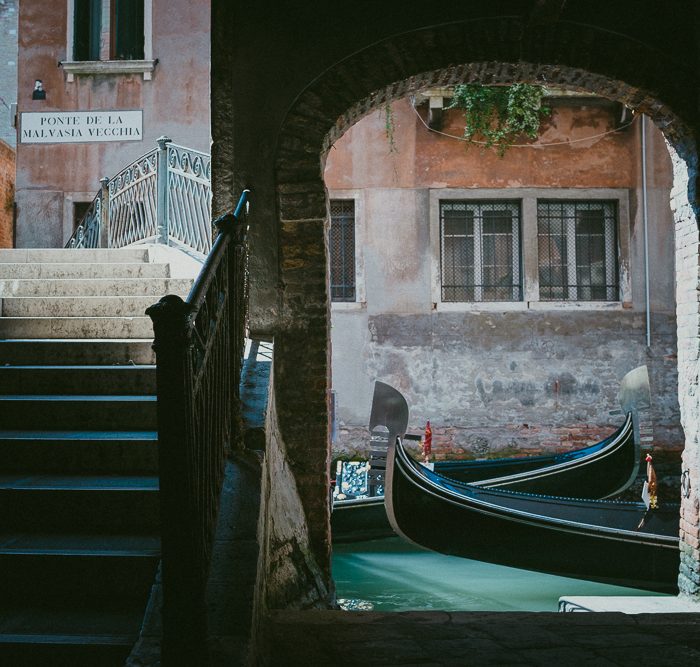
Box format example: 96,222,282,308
272,16,700,588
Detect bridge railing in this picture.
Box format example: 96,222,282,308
146,189,251,663
66,136,213,254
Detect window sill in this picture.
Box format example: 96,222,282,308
528,301,623,311
60,60,157,82
435,301,623,312
331,301,366,311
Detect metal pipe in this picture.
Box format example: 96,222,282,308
641,115,651,348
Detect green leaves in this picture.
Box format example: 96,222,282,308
446,84,550,156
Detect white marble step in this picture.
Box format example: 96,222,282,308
0,277,192,297
1,296,160,318
0,317,154,339
0,262,170,280
0,248,151,264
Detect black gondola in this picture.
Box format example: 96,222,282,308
385,432,680,593
430,410,637,497
333,375,644,541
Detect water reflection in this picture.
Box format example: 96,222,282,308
333,536,666,612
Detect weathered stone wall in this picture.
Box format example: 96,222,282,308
332,312,679,446
670,144,700,598
253,364,331,622
0,138,14,247
0,0,17,148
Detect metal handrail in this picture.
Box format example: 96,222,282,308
146,189,250,663
65,137,213,254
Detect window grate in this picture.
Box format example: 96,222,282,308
330,200,356,302
440,201,522,302
537,200,618,301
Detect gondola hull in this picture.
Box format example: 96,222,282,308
334,411,638,542
385,436,680,593
432,411,637,497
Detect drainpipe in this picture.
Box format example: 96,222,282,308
641,115,651,348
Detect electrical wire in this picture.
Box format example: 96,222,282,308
409,97,636,148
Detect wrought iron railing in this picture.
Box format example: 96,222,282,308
108,147,159,247
146,189,250,664
66,137,213,254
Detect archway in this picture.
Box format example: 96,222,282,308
270,16,699,598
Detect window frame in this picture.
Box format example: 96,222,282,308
329,198,357,303
440,199,523,303
63,0,154,81
430,188,630,311
537,199,620,302
327,191,365,309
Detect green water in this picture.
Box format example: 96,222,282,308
332,537,666,612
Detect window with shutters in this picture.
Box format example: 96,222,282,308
64,0,154,79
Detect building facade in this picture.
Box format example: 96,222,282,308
14,0,210,247
325,94,680,482
0,0,17,148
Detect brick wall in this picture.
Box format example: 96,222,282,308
0,0,17,148
254,364,332,620
670,145,700,597
0,138,14,247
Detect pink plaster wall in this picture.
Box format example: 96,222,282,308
0,139,14,247
325,98,670,191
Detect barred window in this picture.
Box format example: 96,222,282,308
330,200,356,302
537,201,618,301
440,201,521,302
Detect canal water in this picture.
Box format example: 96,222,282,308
333,536,665,612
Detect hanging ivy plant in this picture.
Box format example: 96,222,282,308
446,83,551,156
384,101,398,154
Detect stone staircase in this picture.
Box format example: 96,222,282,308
0,247,197,665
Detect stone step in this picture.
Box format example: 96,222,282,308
0,339,155,364
0,600,147,667
0,365,156,395
0,431,158,474
0,248,151,264
0,317,154,338
0,533,159,603
0,262,170,280
0,277,192,297
0,395,157,430
0,476,159,532
0,633,135,667
2,296,160,318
